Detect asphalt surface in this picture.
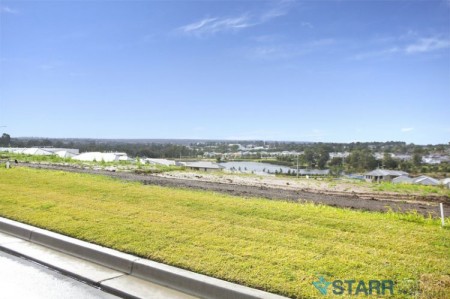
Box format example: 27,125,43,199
0,250,120,299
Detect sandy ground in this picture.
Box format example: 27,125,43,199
157,171,373,192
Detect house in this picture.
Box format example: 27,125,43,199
329,152,350,159
441,178,450,189
364,169,409,182
182,161,223,172
393,175,441,186
392,175,413,184
412,175,440,186
391,154,412,161
422,155,450,164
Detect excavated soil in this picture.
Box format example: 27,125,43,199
19,163,450,217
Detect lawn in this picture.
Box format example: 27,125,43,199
0,167,449,298
372,181,450,197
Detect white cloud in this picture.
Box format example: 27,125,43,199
352,47,400,60
251,34,281,43
353,34,450,60
178,15,253,36
180,17,217,32
401,128,414,132
259,0,294,22
0,6,18,14
243,38,335,60
177,1,295,37
405,37,450,53
301,22,313,29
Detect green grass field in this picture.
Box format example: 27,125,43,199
372,181,450,197
0,167,449,298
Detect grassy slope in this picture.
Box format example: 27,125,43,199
372,181,450,196
0,167,449,298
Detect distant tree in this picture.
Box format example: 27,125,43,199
317,149,330,169
398,160,413,172
413,153,422,166
329,157,343,167
383,153,398,169
304,149,315,168
230,145,239,152
346,149,377,172
0,133,10,146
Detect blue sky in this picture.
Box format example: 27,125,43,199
0,0,449,144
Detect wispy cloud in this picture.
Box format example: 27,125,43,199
251,34,282,43
353,35,450,60
177,1,295,37
405,37,450,53
0,5,18,14
301,22,314,29
401,127,414,132
259,0,294,22
352,47,400,60
38,61,64,71
178,15,253,36
243,38,335,61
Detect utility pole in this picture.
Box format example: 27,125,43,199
297,154,299,178
342,155,345,174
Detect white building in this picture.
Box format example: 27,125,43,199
412,175,440,186
72,152,128,162
0,147,79,157
141,158,176,166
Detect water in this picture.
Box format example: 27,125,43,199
219,161,293,174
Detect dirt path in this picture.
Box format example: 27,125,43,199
20,163,449,217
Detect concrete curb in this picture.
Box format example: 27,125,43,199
0,217,288,299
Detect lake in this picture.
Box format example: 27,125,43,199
219,161,293,175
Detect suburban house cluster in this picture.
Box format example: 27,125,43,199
364,169,449,187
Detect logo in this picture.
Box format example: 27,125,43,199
312,275,394,296
312,276,332,295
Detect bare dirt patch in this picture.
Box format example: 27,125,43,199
20,163,449,217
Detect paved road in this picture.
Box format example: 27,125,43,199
0,251,120,299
